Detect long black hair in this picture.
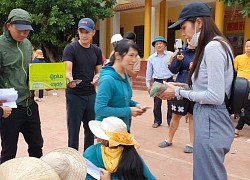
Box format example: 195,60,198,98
114,145,146,180
187,16,233,87
108,39,139,66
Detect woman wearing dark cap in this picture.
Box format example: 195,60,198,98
158,2,234,179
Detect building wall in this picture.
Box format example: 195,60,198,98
120,11,145,33
168,5,186,43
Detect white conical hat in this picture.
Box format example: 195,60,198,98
0,157,60,180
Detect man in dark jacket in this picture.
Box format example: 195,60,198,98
0,8,43,163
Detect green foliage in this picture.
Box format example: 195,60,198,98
0,0,117,61
221,0,250,17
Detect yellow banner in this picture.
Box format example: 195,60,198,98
29,63,66,90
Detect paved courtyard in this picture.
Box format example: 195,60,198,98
6,89,250,180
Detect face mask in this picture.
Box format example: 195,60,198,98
188,25,200,47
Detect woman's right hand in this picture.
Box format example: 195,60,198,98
1,106,12,118
177,54,184,61
130,107,144,117
157,82,176,100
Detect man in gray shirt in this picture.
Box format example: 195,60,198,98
146,36,173,128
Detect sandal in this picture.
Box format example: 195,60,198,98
184,144,193,153
152,123,160,128
158,140,172,148
234,132,240,138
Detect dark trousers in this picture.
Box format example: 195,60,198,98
66,93,95,151
153,78,173,126
235,95,250,130
30,90,43,99
235,88,250,130
38,90,44,98
0,102,43,163
235,118,246,130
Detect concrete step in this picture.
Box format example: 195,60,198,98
132,76,147,91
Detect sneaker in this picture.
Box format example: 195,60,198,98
184,144,193,153
158,140,172,148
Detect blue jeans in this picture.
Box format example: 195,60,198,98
66,93,95,151
193,103,234,180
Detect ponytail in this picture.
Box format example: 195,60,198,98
107,52,115,66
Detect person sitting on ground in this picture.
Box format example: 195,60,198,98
84,116,156,180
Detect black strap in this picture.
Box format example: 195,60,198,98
213,39,235,111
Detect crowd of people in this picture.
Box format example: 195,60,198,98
0,2,249,180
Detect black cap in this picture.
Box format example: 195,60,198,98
168,2,211,30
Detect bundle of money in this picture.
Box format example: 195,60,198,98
150,82,168,97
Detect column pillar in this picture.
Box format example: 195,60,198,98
151,7,155,55
99,20,105,57
165,1,169,39
159,0,166,37
215,0,225,33
144,0,152,59
105,18,111,57
112,12,120,34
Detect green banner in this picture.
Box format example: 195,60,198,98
29,63,66,90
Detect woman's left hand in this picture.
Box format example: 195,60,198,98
100,168,111,180
158,82,176,100
91,73,100,85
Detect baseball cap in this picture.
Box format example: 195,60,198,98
111,34,123,44
78,18,95,32
11,21,33,31
7,8,33,31
168,2,211,30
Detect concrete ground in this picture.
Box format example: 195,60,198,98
6,89,250,179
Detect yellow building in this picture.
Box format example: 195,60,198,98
95,0,249,59
93,0,250,89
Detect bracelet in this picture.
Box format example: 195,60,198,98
175,86,184,100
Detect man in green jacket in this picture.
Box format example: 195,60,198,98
0,8,43,163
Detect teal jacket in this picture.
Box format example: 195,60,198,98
84,143,156,180
0,9,34,107
95,65,138,131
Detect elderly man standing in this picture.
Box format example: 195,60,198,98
0,8,43,163
146,36,173,128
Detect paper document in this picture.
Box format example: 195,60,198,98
0,88,18,108
85,158,101,180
